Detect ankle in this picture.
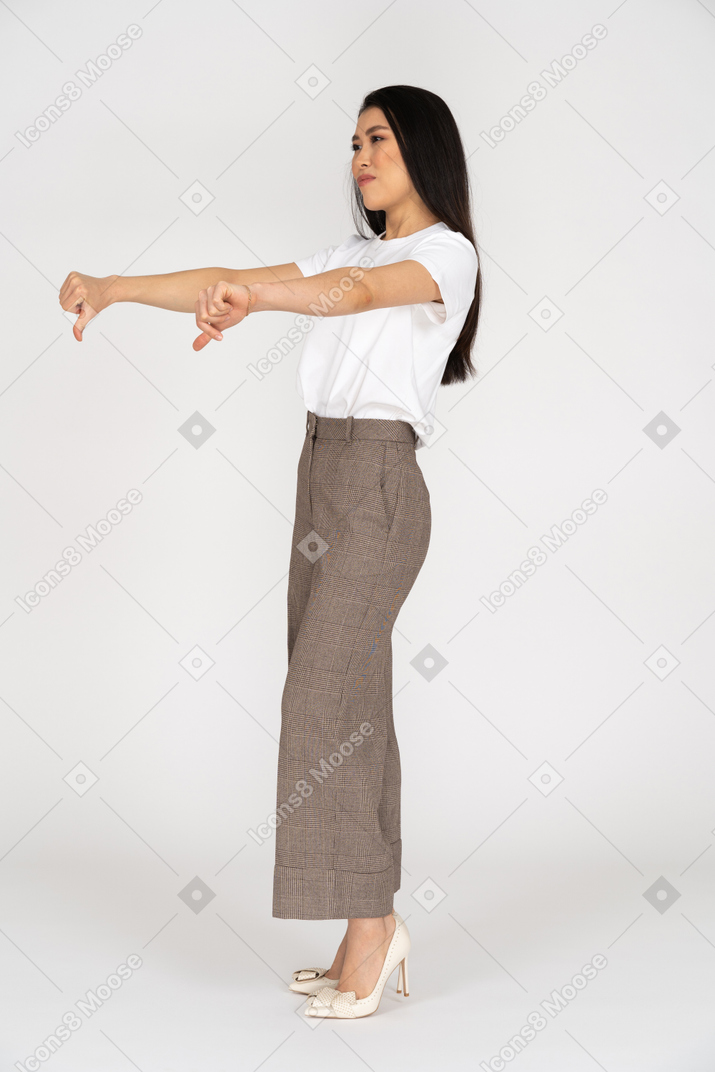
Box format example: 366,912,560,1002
348,920,387,940
350,911,393,929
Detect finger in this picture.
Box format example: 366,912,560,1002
71,297,97,341
73,308,86,341
197,289,225,327
196,288,208,324
205,284,227,318
194,295,221,340
195,291,215,338
60,286,81,312
199,286,236,327
74,303,89,338
61,276,87,311
195,294,223,341
59,273,76,307
206,281,231,318
192,331,212,352
203,304,233,327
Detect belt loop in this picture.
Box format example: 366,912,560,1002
345,415,353,442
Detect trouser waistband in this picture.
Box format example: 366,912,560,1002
305,410,417,444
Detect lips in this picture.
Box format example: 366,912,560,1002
358,175,375,186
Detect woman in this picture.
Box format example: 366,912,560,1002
59,84,481,1019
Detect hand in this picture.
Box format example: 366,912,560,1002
58,272,118,341
193,281,252,352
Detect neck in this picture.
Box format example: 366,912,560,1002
381,205,440,240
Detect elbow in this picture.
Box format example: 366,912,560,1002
357,280,375,311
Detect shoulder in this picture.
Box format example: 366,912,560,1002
408,225,478,281
345,233,375,255
318,233,375,263
335,233,374,252
413,225,476,260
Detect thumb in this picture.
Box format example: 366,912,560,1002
215,280,237,309
73,308,87,341
71,299,97,342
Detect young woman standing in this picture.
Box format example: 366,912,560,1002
59,84,481,1019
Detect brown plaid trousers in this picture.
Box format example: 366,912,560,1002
272,410,432,919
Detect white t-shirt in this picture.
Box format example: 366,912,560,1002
293,221,478,449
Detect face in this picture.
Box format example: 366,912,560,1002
351,106,414,214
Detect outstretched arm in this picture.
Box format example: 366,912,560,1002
193,259,443,348
248,260,442,318
58,262,304,341
108,262,305,313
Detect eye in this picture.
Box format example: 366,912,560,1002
351,135,383,151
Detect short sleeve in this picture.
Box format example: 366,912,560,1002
407,231,478,325
294,244,340,279
294,234,367,278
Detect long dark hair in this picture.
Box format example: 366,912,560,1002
350,85,482,385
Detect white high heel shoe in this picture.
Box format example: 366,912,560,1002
288,909,402,995
304,911,410,1018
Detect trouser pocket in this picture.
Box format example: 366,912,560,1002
378,441,402,536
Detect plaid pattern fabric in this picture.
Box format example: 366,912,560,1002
272,411,432,919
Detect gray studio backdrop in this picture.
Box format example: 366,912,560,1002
2,1,714,1069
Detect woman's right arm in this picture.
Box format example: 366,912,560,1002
58,263,304,338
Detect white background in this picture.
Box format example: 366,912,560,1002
1,1,714,1069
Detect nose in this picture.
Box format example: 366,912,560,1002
353,145,371,169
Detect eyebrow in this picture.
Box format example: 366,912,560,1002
351,125,390,140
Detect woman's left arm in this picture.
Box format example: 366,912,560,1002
251,260,442,317
193,261,443,349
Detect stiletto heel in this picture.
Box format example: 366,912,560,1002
397,958,403,993
401,956,409,996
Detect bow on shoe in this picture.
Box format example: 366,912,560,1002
293,968,325,981
305,985,357,1018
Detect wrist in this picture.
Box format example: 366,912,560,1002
246,280,265,314
102,274,123,306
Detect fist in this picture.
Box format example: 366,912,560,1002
193,281,252,352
